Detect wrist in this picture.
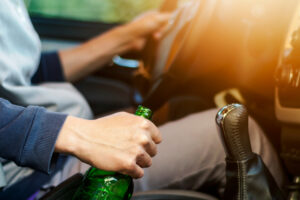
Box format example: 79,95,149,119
55,116,87,156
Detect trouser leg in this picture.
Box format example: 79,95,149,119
43,109,285,196
41,156,90,189
133,109,286,195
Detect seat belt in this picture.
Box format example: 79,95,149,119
0,163,7,190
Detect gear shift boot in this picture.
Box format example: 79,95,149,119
216,104,285,200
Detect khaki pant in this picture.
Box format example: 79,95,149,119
44,109,285,195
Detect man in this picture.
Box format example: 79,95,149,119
0,0,285,199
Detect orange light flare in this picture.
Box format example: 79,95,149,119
166,0,300,97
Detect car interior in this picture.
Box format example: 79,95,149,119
23,0,300,199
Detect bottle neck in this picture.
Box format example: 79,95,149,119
135,106,152,120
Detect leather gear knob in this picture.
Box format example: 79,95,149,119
216,104,253,161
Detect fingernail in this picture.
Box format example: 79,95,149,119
154,33,161,39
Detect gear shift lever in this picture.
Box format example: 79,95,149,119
216,104,253,161
216,104,285,200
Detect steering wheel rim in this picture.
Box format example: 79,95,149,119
138,0,218,109
142,0,201,81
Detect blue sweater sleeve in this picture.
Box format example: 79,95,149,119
31,52,65,84
0,98,67,173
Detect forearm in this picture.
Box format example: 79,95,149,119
0,98,67,173
59,26,136,82
59,12,170,82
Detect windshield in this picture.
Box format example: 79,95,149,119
24,0,163,23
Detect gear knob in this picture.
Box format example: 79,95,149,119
216,104,253,161
216,104,285,199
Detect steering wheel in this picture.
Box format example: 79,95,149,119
137,0,296,111
137,0,218,110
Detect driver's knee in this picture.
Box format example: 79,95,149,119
134,109,226,192
134,108,285,194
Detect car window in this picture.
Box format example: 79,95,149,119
24,0,163,23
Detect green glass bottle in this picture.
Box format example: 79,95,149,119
72,106,153,200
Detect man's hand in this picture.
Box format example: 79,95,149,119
119,11,171,52
59,11,170,82
55,112,161,179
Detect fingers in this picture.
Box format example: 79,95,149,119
131,165,144,179
126,148,152,178
153,26,168,40
136,117,161,158
132,11,172,36
119,147,151,179
153,10,182,40
134,11,171,24
145,139,158,157
136,148,152,168
140,118,162,144
137,131,158,157
155,12,172,25
122,118,161,178
152,13,172,39
120,159,144,179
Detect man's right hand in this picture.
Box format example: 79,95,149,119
55,112,161,179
